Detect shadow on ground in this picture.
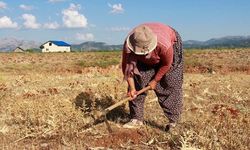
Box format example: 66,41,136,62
73,91,129,123
144,120,166,132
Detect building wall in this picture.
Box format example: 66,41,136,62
42,42,71,53
14,48,25,52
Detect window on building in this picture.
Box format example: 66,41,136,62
49,42,52,46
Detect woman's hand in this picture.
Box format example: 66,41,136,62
127,89,138,100
127,77,137,100
148,79,158,90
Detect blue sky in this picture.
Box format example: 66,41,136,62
0,0,250,44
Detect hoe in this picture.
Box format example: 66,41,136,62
91,86,151,132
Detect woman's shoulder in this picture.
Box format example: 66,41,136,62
157,40,171,52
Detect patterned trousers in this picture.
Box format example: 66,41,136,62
129,31,183,123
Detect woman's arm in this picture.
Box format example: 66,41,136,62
154,46,173,82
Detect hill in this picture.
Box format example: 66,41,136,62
1,36,250,52
0,38,41,52
71,41,123,51
183,36,250,48
71,36,250,51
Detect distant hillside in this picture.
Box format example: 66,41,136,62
1,36,250,52
0,38,41,52
71,41,123,51
71,36,250,51
183,36,250,48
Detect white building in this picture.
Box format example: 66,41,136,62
40,41,71,52
13,47,25,53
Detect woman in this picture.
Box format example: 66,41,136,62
122,22,183,131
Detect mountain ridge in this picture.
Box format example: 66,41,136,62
0,38,41,52
183,35,250,48
1,35,250,52
71,41,122,51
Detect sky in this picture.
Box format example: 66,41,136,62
0,0,250,45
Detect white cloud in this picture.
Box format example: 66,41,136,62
0,1,7,9
62,3,88,28
19,4,33,11
108,3,124,14
22,14,40,29
0,16,18,28
76,33,94,41
109,27,130,32
89,24,96,28
44,22,59,29
48,0,66,3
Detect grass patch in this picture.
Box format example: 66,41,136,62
75,51,121,68
1,63,36,73
76,58,119,68
0,73,4,81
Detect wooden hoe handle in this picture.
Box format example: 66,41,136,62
104,86,151,112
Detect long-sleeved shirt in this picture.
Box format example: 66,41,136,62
122,23,177,82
